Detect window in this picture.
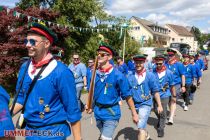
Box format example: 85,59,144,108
172,38,175,41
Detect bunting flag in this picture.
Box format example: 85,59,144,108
0,6,141,33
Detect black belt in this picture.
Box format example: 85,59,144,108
95,102,119,108
26,121,68,129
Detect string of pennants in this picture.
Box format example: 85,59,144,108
0,6,129,33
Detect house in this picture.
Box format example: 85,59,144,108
165,24,198,52
129,16,169,47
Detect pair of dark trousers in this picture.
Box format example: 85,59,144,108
182,84,191,106
154,97,170,131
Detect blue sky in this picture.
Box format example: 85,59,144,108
2,0,210,33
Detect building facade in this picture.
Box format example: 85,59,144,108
129,16,169,48
165,24,198,52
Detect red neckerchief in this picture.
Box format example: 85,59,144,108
168,57,177,65
183,61,190,66
99,65,113,73
31,53,53,74
137,68,146,77
156,65,166,73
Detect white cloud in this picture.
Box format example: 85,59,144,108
208,20,210,24
145,13,189,27
108,0,210,22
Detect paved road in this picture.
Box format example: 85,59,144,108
13,68,210,140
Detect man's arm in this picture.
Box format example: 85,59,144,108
83,76,87,87
70,121,82,140
154,92,163,114
12,103,23,116
181,75,186,92
126,96,139,124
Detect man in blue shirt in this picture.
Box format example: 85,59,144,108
86,45,138,140
0,85,15,139
153,55,176,137
116,56,128,75
69,53,87,111
127,56,136,74
189,55,202,104
13,22,81,140
182,54,196,111
127,54,163,140
86,58,94,90
166,49,186,124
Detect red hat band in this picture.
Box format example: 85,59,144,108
31,27,53,44
99,46,113,55
168,52,175,55
155,57,165,61
134,58,146,61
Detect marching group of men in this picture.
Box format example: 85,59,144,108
0,22,207,140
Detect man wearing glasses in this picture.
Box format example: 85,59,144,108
12,22,81,140
86,45,138,140
165,49,186,125
152,55,176,137
68,53,87,111
127,54,163,140
86,58,94,90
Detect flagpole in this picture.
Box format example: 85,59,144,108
121,23,128,62
122,28,126,62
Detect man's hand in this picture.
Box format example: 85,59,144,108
85,105,93,114
157,106,163,114
132,113,139,124
84,86,87,91
181,87,186,93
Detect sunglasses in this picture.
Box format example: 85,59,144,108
24,39,45,46
73,58,79,60
156,63,163,66
168,54,174,57
97,53,109,57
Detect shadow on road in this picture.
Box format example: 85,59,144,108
147,117,158,130
114,127,138,140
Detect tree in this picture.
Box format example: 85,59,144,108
0,6,68,93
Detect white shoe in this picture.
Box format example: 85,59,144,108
168,118,173,125
184,106,188,111
182,102,186,107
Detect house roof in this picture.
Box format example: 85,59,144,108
166,24,194,37
131,16,169,37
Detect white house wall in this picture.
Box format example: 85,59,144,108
129,19,153,44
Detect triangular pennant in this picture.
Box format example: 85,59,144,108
106,28,109,32
16,12,20,18
38,19,41,23
79,28,82,31
0,6,3,12
97,29,99,33
48,21,52,26
91,29,94,32
7,8,10,15
21,13,25,19
27,16,31,21
57,24,60,28
13,11,16,16
72,27,75,30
